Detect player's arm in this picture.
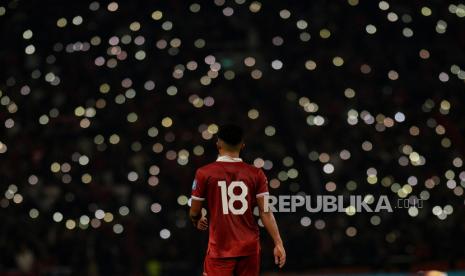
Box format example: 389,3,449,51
189,199,208,231
257,195,286,268
190,169,208,231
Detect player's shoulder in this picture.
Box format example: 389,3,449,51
239,161,261,173
237,162,265,180
197,160,260,174
196,161,220,174
223,160,263,176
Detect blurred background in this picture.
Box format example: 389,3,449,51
1,0,465,275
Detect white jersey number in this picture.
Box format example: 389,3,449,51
218,181,248,215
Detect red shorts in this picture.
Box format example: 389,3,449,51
203,253,260,276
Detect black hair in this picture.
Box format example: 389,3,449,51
217,124,244,146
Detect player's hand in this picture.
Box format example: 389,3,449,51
196,216,208,231
273,243,286,268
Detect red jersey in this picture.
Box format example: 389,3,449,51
191,155,269,258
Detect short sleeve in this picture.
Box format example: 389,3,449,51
191,169,207,201
256,169,269,198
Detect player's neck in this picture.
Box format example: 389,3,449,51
218,151,240,159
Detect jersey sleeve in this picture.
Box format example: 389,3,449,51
256,169,269,198
191,169,207,201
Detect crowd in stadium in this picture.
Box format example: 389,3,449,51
1,0,465,274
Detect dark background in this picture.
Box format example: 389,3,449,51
1,0,465,275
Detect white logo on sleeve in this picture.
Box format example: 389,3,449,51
192,179,197,190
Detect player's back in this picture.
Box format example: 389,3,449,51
192,156,269,258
